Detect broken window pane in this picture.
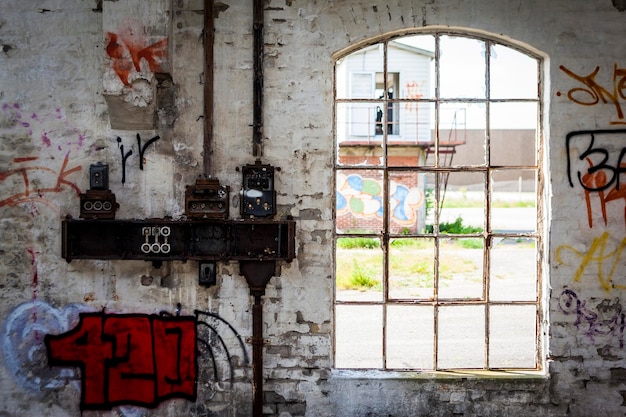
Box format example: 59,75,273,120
389,237,435,300
438,305,485,369
335,305,383,368
439,102,486,166
490,44,538,100
489,305,537,368
440,36,486,99
490,169,536,233
387,305,434,369
438,238,484,300
490,238,537,302
490,102,537,166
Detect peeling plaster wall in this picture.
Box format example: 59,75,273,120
2,0,626,416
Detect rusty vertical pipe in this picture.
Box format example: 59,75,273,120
252,293,264,417
252,0,264,157
203,0,214,176
239,260,275,417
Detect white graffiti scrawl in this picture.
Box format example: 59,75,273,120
1,300,94,392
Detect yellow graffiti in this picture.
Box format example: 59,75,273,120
556,232,626,293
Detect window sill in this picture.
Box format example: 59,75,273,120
332,369,548,381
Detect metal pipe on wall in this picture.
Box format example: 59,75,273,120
240,261,276,417
203,0,215,176
253,0,264,157
250,1,267,413
203,1,269,415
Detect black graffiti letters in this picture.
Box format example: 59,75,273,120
116,134,160,184
566,129,626,192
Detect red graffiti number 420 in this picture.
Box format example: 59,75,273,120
45,313,197,410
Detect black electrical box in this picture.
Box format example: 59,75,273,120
80,163,117,219
241,161,276,218
89,162,109,190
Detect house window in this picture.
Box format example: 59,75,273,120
375,72,400,135
334,32,544,371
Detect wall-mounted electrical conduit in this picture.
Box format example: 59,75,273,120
205,1,277,416
63,3,284,416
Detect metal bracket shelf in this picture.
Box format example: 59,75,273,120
62,217,295,263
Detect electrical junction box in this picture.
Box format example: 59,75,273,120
79,190,119,220
198,262,217,286
89,162,109,190
80,163,118,219
185,177,230,219
241,161,276,218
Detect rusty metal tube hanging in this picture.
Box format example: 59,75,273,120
252,0,264,156
251,293,264,416
239,260,276,417
203,0,214,176
251,3,267,415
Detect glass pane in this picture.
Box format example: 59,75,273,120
438,305,485,369
438,171,486,232
388,171,427,233
335,305,383,368
422,172,436,231
336,45,383,99
490,44,538,99
336,169,385,234
389,102,435,154
390,35,436,100
387,305,434,369
440,36,486,99
490,102,537,166
439,102,486,166
490,238,537,302
387,143,423,168
490,169,537,233
336,102,385,165
438,238,484,299
489,305,537,368
389,237,434,300
335,237,383,302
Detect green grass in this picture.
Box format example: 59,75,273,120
336,243,482,292
439,217,483,234
336,249,382,291
336,218,487,291
337,237,379,249
349,260,380,289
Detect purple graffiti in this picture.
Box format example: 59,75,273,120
558,289,626,348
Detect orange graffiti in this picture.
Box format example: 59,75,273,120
0,156,82,210
559,64,626,125
106,32,168,86
581,157,626,228
404,81,424,112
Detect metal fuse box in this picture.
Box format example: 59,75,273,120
185,177,230,219
241,161,276,218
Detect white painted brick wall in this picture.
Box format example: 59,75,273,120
1,1,626,416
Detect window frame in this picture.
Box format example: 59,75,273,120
333,30,546,373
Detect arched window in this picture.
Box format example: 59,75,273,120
334,31,544,370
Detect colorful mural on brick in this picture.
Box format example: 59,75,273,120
336,173,424,228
